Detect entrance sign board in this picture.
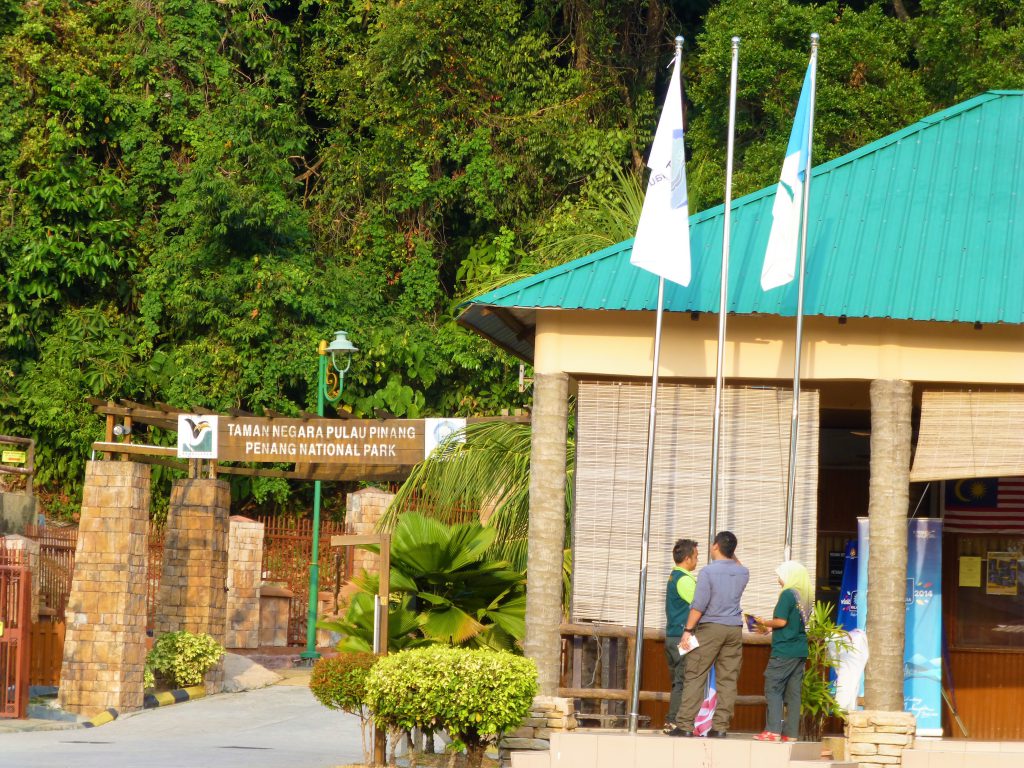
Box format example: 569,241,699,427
175,415,466,464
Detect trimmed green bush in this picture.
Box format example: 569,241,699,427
310,652,378,765
365,646,537,768
309,652,377,714
146,631,225,689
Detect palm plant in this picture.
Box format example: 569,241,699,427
317,592,432,654
357,513,528,650
801,601,851,741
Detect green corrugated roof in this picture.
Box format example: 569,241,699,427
460,91,1024,361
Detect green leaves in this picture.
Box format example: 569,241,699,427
145,630,225,689
364,646,538,754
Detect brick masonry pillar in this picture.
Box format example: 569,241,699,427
846,710,916,767
2,534,40,622
225,515,264,649
155,479,230,692
58,461,150,715
345,487,395,576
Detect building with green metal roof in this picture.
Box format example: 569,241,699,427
460,92,1024,740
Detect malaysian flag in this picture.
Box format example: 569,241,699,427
943,477,1024,533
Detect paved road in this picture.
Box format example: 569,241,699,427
1,684,365,768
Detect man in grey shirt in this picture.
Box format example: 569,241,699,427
669,530,749,737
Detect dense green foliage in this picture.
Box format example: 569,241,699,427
145,630,225,689
2,1,1023,513
364,646,537,768
309,651,377,713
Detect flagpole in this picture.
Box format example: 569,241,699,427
627,35,683,735
783,32,819,561
708,36,740,559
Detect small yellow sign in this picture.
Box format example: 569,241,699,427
958,556,982,588
0,620,4,637
1,449,27,465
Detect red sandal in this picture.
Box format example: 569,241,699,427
753,731,782,741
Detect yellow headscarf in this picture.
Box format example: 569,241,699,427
776,560,812,624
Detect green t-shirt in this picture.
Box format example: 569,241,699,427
771,588,809,659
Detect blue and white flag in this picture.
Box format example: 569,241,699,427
630,51,691,287
761,62,814,291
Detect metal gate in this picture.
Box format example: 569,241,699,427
0,539,32,718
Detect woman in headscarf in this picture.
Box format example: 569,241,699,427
752,560,812,742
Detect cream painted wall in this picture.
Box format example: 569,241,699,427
533,309,1024,384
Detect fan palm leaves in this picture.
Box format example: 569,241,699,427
354,512,527,650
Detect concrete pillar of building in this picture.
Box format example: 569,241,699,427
225,515,264,649
58,460,150,715
345,487,396,576
155,478,230,692
865,379,913,712
525,371,569,696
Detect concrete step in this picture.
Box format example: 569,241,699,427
789,762,858,768
902,740,1024,768
539,731,833,768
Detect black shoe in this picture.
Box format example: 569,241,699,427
708,730,728,738
666,727,695,737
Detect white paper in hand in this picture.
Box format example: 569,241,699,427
677,635,700,656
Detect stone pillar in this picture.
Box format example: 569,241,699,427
58,461,150,715
499,695,577,767
2,534,40,622
345,487,396,576
845,710,916,767
525,371,569,696
865,379,912,711
155,479,230,691
225,515,264,649
0,491,37,534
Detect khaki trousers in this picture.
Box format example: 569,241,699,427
674,623,743,732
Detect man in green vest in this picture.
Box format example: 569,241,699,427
663,538,698,733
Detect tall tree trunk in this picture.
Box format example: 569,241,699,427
525,371,569,695
864,379,913,711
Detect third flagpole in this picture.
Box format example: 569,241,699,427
708,36,740,555
784,32,819,561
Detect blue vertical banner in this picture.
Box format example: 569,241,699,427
905,518,943,736
838,538,859,632
854,517,943,735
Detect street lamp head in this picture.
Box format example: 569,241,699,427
325,330,358,373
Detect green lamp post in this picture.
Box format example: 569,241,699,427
301,330,358,661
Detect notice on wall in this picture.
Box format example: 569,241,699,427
986,552,1018,596
958,556,982,588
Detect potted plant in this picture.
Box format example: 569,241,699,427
800,601,850,742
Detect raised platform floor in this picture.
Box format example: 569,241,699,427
511,731,855,768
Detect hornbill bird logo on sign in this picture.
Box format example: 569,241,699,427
181,418,213,454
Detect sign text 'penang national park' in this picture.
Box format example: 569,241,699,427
176,414,464,464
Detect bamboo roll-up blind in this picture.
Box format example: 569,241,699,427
910,391,1024,481
573,381,819,626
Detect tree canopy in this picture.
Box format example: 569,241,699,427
1,0,1021,514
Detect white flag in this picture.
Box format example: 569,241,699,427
630,52,691,287
762,63,814,291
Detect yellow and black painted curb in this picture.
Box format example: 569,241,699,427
83,708,118,728
144,685,206,710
